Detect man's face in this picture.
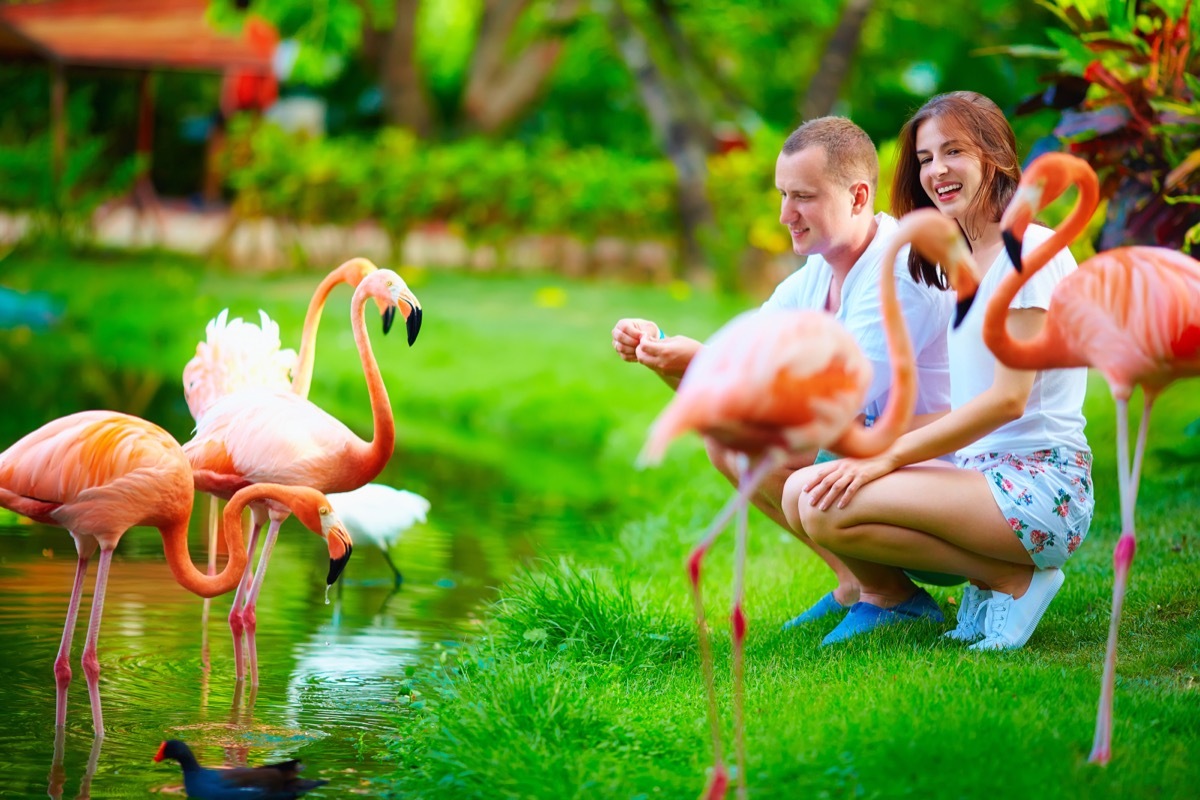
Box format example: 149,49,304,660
775,147,857,259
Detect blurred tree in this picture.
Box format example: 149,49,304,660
803,0,874,120
211,0,581,134
597,0,717,277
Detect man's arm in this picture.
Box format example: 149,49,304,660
611,318,702,390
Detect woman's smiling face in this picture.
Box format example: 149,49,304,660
915,117,983,225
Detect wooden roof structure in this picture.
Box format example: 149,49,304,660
0,0,276,230
0,0,273,74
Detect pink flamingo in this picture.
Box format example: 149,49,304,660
183,257,383,569
184,268,422,683
640,209,981,799
983,151,1200,765
0,410,347,734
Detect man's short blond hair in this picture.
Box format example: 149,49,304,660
781,116,878,195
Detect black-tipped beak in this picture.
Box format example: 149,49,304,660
954,294,976,329
406,305,422,346
382,306,396,335
1002,230,1024,273
327,543,352,586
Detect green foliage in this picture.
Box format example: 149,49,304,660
1003,0,1200,250
222,120,679,266
702,128,791,293
0,91,140,246
207,0,368,86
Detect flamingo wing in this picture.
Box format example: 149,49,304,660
185,389,363,492
184,309,297,421
1052,248,1200,392
0,411,191,540
645,311,871,461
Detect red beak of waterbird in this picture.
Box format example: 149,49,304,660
154,739,328,799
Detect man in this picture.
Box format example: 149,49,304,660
612,116,953,630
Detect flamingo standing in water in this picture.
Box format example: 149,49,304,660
640,209,981,799
983,152,1200,765
0,411,347,734
184,257,382,570
185,268,423,684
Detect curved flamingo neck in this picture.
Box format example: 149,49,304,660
158,512,247,599
292,261,373,398
833,231,916,457
348,285,395,485
983,164,1099,370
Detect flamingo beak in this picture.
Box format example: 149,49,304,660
406,304,422,346
327,544,352,585
954,295,975,329
1003,229,1025,274
382,306,396,335
326,524,353,586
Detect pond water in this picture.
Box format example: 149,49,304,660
0,454,617,798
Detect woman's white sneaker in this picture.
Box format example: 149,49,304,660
943,584,991,642
969,568,1065,651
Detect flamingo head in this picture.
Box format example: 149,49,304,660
358,269,424,346
290,490,355,585
900,209,982,328
1000,152,1094,274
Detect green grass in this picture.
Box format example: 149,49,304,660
3,246,1198,798
377,365,1200,793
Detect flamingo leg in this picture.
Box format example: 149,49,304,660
1128,395,1153,511
53,542,92,728
730,458,751,800
689,452,780,800
80,547,115,736
206,494,220,576
1090,397,1138,765
228,507,267,682
242,516,284,687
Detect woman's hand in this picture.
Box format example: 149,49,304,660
802,453,899,510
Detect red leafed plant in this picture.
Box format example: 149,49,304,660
1004,0,1200,252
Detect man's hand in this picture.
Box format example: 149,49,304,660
612,318,660,362
635,334,701,381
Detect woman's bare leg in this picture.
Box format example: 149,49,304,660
783,463,1037,599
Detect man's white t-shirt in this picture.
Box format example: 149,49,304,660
760,212,954,419
949,223,1089,459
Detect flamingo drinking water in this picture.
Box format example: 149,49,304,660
0,411,346,734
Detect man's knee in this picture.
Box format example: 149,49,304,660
703,438,739,481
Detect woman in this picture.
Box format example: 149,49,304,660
782,91,1094,649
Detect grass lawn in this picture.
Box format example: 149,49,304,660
2,246,1199,798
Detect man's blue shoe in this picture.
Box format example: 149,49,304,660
781,591,849,630
820,588,945,646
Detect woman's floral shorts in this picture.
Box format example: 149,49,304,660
957,448,1095,569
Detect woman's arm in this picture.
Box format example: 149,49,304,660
804,307,1046,509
